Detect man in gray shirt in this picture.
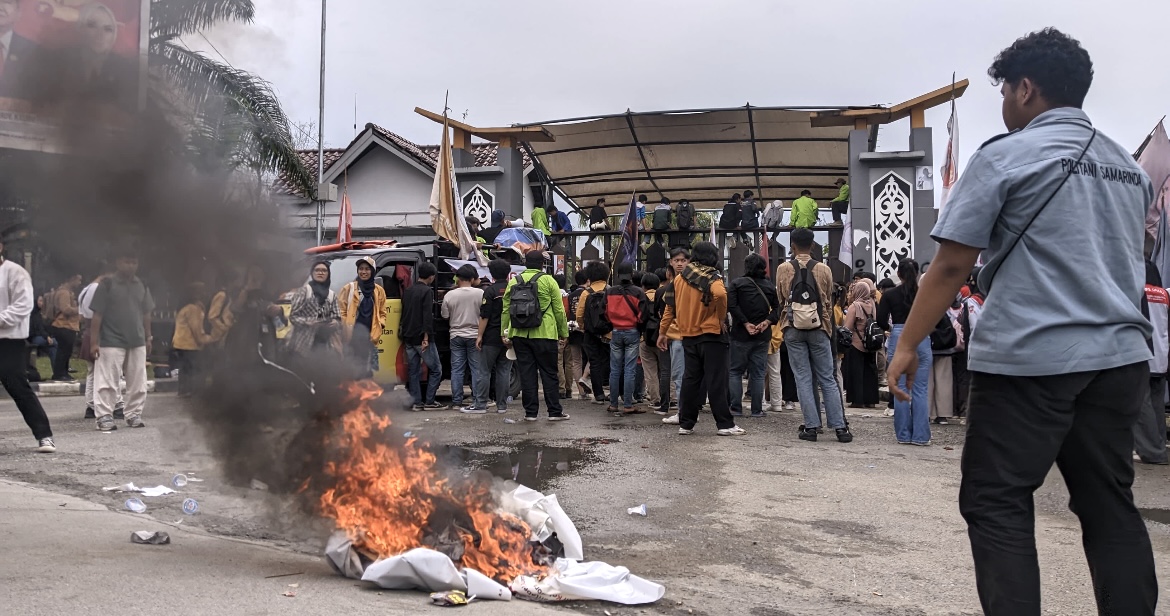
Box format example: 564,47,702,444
90,249,155,431
886,29,1157,614
442,264,485,412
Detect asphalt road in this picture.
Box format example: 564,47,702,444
1,391,1169,616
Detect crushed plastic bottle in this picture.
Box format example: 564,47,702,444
181,498,199,515
125,498,146,513
172,474,188,488
503,418,517,424
627,504,648,516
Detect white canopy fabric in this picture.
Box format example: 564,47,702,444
523,107,861,215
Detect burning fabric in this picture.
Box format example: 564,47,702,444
316,381,664,605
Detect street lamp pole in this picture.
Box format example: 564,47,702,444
315,0,327,246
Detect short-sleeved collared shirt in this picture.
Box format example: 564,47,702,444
932,107,1154,376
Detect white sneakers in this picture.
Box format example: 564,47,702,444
36,437,56,453
717,426,747,436
662,414,680,424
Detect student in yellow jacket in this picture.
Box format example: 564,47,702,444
339,256,387,379
172,282,226,397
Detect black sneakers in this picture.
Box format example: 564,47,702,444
798,425,818,442
836,427,854,443
84,407,95,419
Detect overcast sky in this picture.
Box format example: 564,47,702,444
193,0,1170,179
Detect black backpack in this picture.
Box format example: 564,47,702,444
787,260,823,331
582,287,612,335
651,208,672,231
641,293,661,345
719,203,739,229
508,272,547,330
860,310,886,352
677,201,695,230
930,315,958,351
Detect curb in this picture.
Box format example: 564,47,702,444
28,379,178,397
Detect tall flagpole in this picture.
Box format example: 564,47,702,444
315,0,328,246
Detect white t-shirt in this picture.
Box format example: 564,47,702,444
442,286,485,339
78,281,100,319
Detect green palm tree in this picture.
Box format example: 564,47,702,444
148,0,314,196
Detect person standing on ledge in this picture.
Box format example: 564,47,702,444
886,28,1158,615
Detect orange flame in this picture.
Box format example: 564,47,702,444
318,381,547,582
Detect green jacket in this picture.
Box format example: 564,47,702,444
831,184,850,204
531,208,551,235
501,269,568,340
791,196,819,228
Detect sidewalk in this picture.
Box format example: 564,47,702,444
0,479,558,615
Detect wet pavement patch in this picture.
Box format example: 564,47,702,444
1139,507,1170,525
441,440,601,492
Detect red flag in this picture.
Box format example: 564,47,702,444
337,188,353,243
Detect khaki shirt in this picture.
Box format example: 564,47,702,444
775,255,835,336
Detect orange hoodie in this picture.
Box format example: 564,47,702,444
659,274,727,339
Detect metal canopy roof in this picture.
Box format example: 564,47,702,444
522,106,863,214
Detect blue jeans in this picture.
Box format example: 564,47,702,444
609,329,640,407
28,336,56,366
449,336,482,407
887,325,932,444
730,338,769,415
405,343,442,406
784,327,846,430
670,339,684,401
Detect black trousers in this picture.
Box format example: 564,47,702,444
961,363,1157,616
512,337,563,418
174,349,202,396
679,339,735,430
46,326,76,379
779,342,798,402
831,201,849,222
656,344,672,405
953,351,970,416
582,333,610,398
0,338,52,440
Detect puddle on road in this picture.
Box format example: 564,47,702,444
1139,507,1170,525
441,440,602,492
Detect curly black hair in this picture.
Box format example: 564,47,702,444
988,28,1093,108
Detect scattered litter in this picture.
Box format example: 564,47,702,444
104,482,142,493
173,519,183,525
140,485,177,497
430,590,473,606
640,445,649,448
866,465,876,469
58,503,65,507
627,504,647,517
186,477,205,483
861,414,873,419
125,498,146,513
604,611,612,616
172,474,188,488
181,498,199,515
287,583,299,589
250,479,269,491
281,590,297,598
264,572,304,579
404,431,414,438
944,446,954,451
872,591,884,596
556,462,569,471
130,531,170,545
503,418,517,424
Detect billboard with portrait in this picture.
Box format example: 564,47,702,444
0,0,147,152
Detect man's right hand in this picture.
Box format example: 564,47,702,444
656,334,668,353
90,344,100,359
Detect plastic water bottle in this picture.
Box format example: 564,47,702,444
182,498,199,515
172,474,188,488
125,498,146,513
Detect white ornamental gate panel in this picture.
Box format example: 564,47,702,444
462,185,494,224
871,172,913,282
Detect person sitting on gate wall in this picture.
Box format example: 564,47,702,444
829,178,850,227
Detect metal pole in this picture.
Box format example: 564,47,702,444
315,0,327,246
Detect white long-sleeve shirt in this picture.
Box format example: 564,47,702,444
78,281,99,319
0,260,34,339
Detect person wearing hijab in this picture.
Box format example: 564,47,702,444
843,278,880,408
339,256,386,379
286,260,341,359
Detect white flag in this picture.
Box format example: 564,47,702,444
938,102,959,210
